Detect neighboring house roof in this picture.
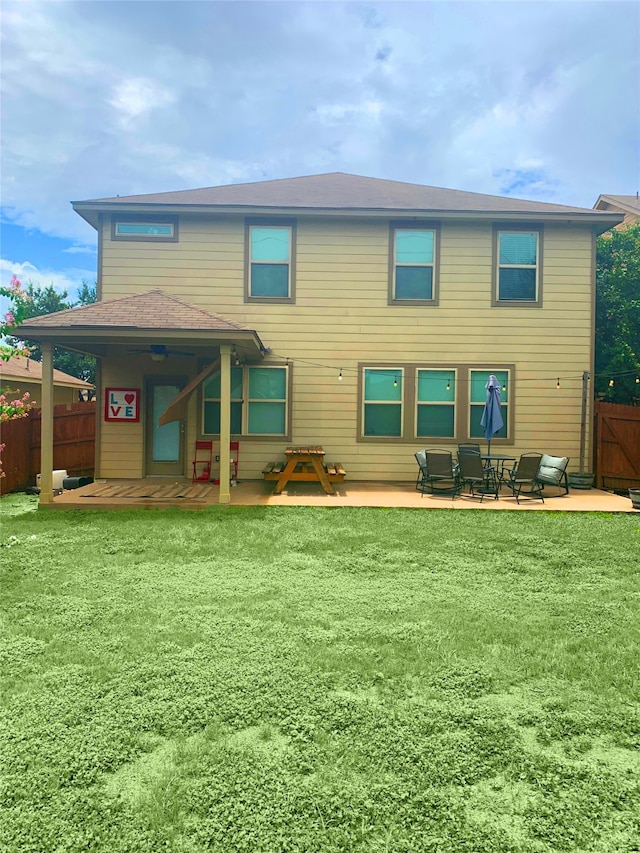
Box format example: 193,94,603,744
593,194,640,219
72,172,623,232
19,288,247,332
0,355,93,389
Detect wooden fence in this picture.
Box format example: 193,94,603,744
1,402,96,495
594,401,640,491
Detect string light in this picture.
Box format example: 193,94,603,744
338,368,343,381
502,381,507,392
636,376,639,384
608,378,615,387
446,376,451,391
556,378,561,389
393,375,398,388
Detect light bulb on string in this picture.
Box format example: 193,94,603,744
393,375,398,388
636,376,640,384
446,376,451,392
338,368,343,382
609,378,614,387
502,381,507,392
556,378,561,389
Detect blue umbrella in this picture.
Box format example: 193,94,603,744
480,374,504,454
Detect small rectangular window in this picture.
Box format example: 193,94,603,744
363,368,403,436
390,225,439,303
249,226,292,299
416,369,455,437
469,370,509,439
496,230,540,302
112,217,178,242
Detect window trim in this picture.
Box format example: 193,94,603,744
492,224,543,307
201,362,292,441
244,218,296,304
358,362,515,445
111,214,178,242
388,220,441,306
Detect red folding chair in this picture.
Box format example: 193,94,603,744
192,440,213,482
230,441,240,482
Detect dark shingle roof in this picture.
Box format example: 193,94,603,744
16,289,246,332
74,172,600,215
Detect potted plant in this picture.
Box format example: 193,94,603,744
568,470,595,490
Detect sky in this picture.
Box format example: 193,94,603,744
1,0,639,301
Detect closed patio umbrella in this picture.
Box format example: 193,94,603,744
480,373,504,454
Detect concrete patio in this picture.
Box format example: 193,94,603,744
45,477,637,512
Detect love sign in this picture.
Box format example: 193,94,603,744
104,388,140,422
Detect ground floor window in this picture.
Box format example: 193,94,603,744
469,369,509,439
359,363,512,443
202,364,289,436
363,368,403,436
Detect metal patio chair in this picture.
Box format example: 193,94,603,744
424,449,461,498
457,450,499,501
505,452,544,503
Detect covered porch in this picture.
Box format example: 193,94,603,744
13,289,268,507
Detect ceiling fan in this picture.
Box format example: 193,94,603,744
128,344,195,361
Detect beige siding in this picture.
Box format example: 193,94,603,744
0,378,84,407
99,215,594,481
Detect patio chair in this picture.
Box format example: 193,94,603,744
230,440,240,483
505,452,544,503
457,451,499,501
414,450,429,495
424,449,461,498
192,440,213,483
457,443,481,456
536,454,570,496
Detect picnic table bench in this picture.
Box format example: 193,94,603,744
262,446,346,495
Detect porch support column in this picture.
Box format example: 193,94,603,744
218,343,231,505
39,342,55,505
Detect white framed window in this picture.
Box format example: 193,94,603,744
495,229,541,303
416,369,456,438
362,368,403,437
112,216,178,242
202,365,289,437
246,222,295,301
469,369,510,439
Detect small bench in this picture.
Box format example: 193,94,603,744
262,461,346,482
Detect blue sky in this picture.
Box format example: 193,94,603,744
1,0,639,301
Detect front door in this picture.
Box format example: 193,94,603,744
145,377,186,476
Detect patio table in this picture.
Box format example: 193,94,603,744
481,454,516,487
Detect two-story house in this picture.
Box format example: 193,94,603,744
17,173,622,504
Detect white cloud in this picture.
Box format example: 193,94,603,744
110,78,176,128
0,259,94,299
0,0,638,253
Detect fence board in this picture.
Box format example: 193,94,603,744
594,401,640,491
1,402,95,495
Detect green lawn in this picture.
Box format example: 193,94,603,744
1,495,639,852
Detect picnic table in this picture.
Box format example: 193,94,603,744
262,446,345,495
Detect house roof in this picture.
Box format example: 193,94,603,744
0,355,93,389
73,172,623,231
593,194,640,217
13,289,268,361
17,288,247,332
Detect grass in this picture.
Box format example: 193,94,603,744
1,495,639,852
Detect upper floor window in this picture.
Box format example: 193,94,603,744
494,227,542,304
390,223,439,304
111,216,178,242
245,220,296,303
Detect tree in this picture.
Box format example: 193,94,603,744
595,223,640,405
5,280,97,384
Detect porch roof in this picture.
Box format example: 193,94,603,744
13,289,268,361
